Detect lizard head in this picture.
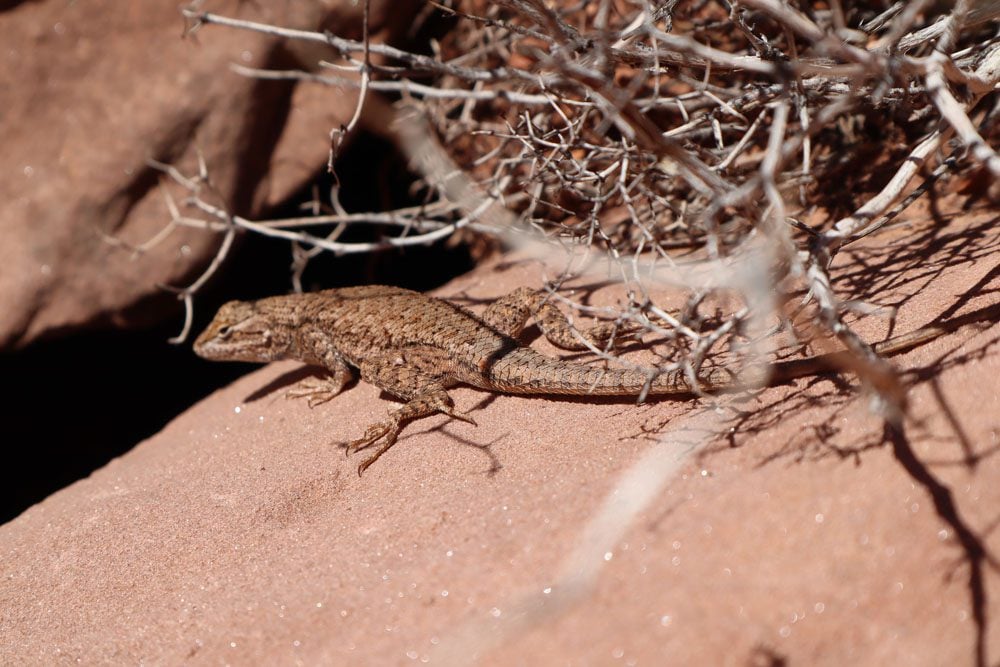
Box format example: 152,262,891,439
194,299,292,362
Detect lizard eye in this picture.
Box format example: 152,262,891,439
217,325,232,338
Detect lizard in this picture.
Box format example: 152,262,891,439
194,284,971,475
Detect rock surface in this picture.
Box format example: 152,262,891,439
1,208,998,664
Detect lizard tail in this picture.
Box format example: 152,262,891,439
481,301,1000,398
483,347,739,397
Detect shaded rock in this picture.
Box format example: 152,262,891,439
0,0,418,348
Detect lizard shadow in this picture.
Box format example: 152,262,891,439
401,426,505,476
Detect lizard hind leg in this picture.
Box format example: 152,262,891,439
347,358,477,474
347,388,476,475
482,286,639,351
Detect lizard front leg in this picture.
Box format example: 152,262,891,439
285,356,355,407
346,355,475,475
482,286,638,351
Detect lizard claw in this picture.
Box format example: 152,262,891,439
357,454,380,477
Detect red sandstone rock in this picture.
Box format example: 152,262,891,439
1,211,997,663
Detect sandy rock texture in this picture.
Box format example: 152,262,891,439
1,206,998,665
0,0,416,348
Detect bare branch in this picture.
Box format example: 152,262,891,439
133,1,1000,386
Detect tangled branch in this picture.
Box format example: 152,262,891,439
149,1,999,409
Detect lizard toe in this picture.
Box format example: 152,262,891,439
285,381,337,407
355,431,401,476
345,420,399,455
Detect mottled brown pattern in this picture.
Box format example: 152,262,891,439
195,285,952,473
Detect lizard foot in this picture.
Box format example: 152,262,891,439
582,320,644,350
343,417,404,476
